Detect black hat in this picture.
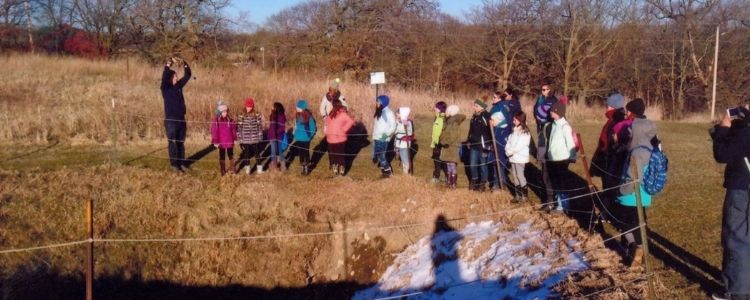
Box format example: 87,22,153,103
626,98,646,116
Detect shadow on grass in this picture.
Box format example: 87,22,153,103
0,140,60,163
2,269,368,300
646,228,723,294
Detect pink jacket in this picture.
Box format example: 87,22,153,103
210,116,237,149
325,111,355,144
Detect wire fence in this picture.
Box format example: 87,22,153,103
0,105,659,298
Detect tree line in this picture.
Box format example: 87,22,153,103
1,0,749,119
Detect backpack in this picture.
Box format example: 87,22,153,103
623,144,669,196
564,123,582,163
639,145,669,195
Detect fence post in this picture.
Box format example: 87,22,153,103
85,199,94,300
631,159,656,299
110,98,117,164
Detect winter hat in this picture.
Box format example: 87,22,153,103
330,78,341,90
446,105,460,117
296,99,308,110
626,98,646,116
491,111,508,129
215,100,227,116
398,107,411,121
473,99,487,109
551,101,567,118
244,98,255,109
606,92,625,109
435,101,447,113
377,95,390,107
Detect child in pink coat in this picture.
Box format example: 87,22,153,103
210,101,237,176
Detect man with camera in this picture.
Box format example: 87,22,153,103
161,57,192,172
711,104,750,300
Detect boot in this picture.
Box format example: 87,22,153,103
279,159,287,171
245,165,251,175
301,163,308,175
521,186,529,201
630,244,644,268
220,160,227,176
332,164,339,175
447,173,457,189
338,164,346,176
511,185,522,203
229,159,235,175
256,165,264,174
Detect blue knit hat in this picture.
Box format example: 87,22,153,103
607,92,625,109
296,99,308,110
377,95,390,107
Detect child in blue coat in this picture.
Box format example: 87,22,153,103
290,99,317,175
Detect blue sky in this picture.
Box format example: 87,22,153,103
230,0,483,29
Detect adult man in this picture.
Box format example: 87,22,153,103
320,79,348,118
711,107,750,300
533,84,558,209
160,57,192,172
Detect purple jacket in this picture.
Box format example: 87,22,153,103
268,112,286,141
210,116,236,149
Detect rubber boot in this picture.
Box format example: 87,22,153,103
220,160,227,176
511,185,522,203
447,171,457,189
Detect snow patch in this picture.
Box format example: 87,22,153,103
353,221,588,299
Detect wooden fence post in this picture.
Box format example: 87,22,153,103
631,160,656,299
85,199,94,300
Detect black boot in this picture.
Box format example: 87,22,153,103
521,186,529,201
511,185,522,203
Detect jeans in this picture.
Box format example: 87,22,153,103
164,119,186,167
374,140,391,171
398,147,410,174
548,160,572,211
469,148,489,185
488,146,510,188
722,189,750,298
269,139,280,162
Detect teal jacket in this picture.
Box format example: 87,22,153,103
293,111,317,142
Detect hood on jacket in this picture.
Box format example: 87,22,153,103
399,107,411,122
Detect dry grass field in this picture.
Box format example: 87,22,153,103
0,55,721,299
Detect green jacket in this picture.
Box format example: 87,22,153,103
439,114,467,163
431,112,446,148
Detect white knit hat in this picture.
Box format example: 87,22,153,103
446,105,460,116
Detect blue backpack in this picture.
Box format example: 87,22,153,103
631,145,669,195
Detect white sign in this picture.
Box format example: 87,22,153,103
370,72,386,85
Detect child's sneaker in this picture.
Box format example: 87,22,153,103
256,165,264,174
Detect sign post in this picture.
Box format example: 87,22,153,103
370,72,386,100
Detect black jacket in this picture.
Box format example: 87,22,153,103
712,124,750,189
161,65,191,120
467,111,491,151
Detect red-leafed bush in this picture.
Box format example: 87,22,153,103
63,30,103,58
